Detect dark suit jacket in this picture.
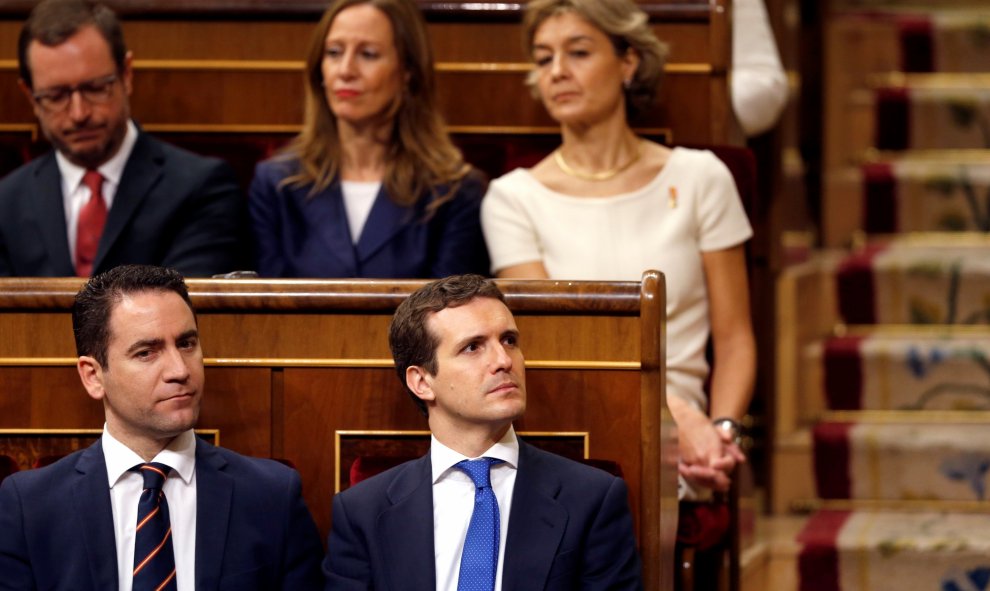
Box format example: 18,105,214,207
248,158,490,278
323,439,643,590
0,437,324,591
0,130,248,277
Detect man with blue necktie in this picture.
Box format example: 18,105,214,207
323,274,643,590
0,265,324,590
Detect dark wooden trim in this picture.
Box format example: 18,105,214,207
639,269,669,590
0,277,642,315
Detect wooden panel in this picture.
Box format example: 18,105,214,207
0,367,100,428
124,21,316,61
0,71,33,122
0,366,270,457
516,369,643,525
130,70,305,126
0,19,712,61
199,367,272,458
282,367,423,532
0,313,74,357
200,313,640,362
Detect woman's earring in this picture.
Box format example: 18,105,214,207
623,78,632,90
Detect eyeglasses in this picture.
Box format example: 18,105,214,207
31,74,119,113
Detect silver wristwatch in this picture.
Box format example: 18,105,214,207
712,417,743,445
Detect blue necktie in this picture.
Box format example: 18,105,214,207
132,462,177,591
456,457,504,591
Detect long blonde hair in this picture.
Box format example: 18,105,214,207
280,0,469,213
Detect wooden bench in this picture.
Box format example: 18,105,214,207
0,273,678,590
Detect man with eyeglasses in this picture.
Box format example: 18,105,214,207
0,0,248,277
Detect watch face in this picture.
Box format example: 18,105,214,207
713,418,741,440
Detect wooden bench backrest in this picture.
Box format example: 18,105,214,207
0,273,677,590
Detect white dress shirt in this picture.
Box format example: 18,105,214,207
431,426,519,591
56,120,138,266
102,426,197,591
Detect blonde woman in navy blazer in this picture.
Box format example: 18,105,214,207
248,0,489,279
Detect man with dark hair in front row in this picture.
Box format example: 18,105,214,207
0,0,247,277
323,274,643,590
0,265,324,590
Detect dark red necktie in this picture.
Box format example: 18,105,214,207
76,170,106,277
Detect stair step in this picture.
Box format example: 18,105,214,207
798,509,990,591
813,421,990,501
836,239,990,324
894,13,990,74
925,13,990,74
872,77,990,151
861,157,990,234
821,332,990,411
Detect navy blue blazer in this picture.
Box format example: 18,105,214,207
248,159,490,278
0,437,324,591
323,439,643,590
0,130,249,277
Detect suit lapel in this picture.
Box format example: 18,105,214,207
377,454,436,591
310,182,359,275
29,154,75,275
193,438,232,591
501,441,567,590
95,133,163,272
72,440,121,591
354,186,413,264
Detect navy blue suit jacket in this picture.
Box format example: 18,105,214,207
0,131,249,277
323,439,643,590
248,159,490,278
0,437,324,591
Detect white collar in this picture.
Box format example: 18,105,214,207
102,425,197,488
56,119,138,190
430,425,519,484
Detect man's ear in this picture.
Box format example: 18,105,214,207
77,356,106,402
121,51,134,97
17,78,32,101
405,365,435,404
18,78,41,118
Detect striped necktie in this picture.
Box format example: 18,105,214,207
132,462,177,591
456,457,505,591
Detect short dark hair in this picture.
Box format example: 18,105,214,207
72,265,195,368
389,274,506,416
18,0,127,90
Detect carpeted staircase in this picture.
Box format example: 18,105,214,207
774,4,990,590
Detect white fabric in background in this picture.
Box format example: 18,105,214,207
730,0,788,136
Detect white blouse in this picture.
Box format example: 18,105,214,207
482,147,753,408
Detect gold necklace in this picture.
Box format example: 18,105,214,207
553,142,642,181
